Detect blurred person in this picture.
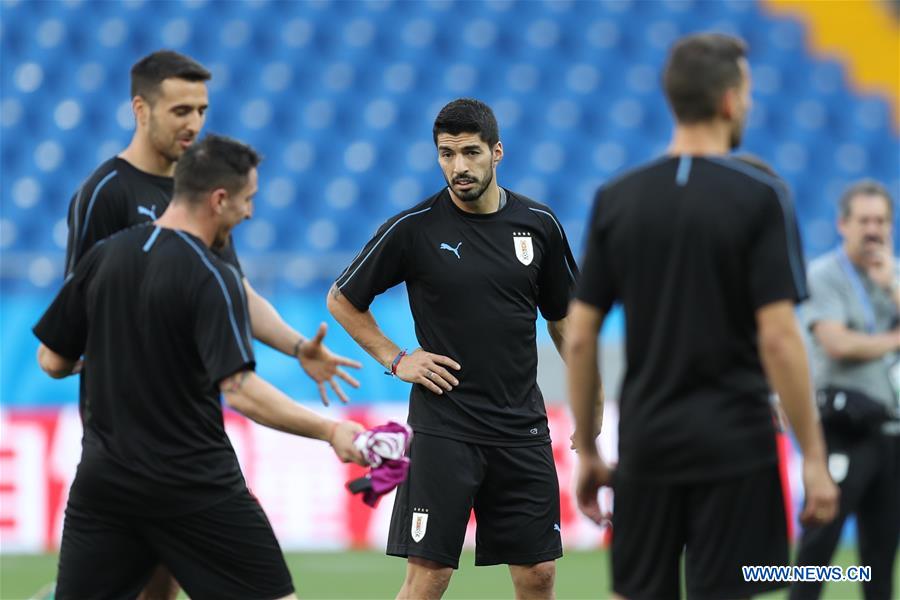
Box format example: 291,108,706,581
566,33,838,599
35,135,367,600
62,49,360,600
327,98,591,600
790,180,900,600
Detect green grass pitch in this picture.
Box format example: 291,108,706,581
2,548,895,599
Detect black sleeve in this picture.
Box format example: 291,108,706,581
34,247,101,360
214,235,244,277
747,183,809,310
334,216,409,311
193,259,256,385
575,190,617,312
536,208,579,321
65,175,126,275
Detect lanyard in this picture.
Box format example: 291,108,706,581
836,247,877,334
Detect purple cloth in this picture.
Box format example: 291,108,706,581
347,421,412,507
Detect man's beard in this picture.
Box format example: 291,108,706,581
729,118,745,151
148,115,183,163
212,230,230,251
451,169,493,203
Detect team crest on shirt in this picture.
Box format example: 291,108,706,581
513,231,534,266
411,509,429,542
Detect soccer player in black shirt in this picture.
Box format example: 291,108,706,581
327,99,585,599
35,135,366,600
566,34,840,599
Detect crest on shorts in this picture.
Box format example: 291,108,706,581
513,231,534,266
411,510,429,542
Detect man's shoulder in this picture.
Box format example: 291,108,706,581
601,155,674,193
507,192,567,237
75,157,125,199
378,191,444,231
807,251,843,284
703,156,787,201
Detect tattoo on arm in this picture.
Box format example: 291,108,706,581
330,285,341,300
222,371,251,393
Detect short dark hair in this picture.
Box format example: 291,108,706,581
174,134,261,203
130,50,211,103
734,153,778,178
838,179,894,220
663,33,747,123
433,98,500,148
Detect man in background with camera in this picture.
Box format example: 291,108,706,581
791,179,900,600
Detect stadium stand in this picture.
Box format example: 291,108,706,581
1,0,898,406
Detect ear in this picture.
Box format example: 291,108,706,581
209,188,228,215
492,141,504,166
836,215,849,238
132,96,148,127
720,88,739,121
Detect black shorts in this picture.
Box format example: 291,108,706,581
56,488,294,600
612,464,789,599
386,432,562,569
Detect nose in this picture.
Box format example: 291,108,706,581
186,110,203,135
452,154,469,175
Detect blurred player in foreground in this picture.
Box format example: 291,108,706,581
791,180,899,600
566,33,839,599
328,98,587,599
35,135,366,600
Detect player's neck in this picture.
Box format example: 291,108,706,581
668,122,731,156
119,134,176,178
156,202,215,247
449,180,501,215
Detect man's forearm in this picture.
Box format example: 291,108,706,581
547,318,567,358
245,280,303,356
327,285,400,368
761,325,827,462
814,322,900,362
221,370,334,440
565,302,605,455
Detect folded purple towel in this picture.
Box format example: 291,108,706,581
347,421,413,507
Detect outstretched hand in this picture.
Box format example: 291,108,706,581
394,348,461,395
297,323,362,406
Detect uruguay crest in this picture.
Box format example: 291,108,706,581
411,510,428,542
513,231,534,266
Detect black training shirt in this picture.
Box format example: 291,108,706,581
576,156,807,482
65,156,242,275
336,188,578,446
35,224,254,516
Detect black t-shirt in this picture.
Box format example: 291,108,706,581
35,225,255,516
576,156,808,482
336,188,578,446
65,156,242,275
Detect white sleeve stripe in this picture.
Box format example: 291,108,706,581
337,207,432,289
175,231,250,363
528,207,576,283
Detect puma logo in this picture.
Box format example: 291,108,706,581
440,242,462,260
137,205,157,220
